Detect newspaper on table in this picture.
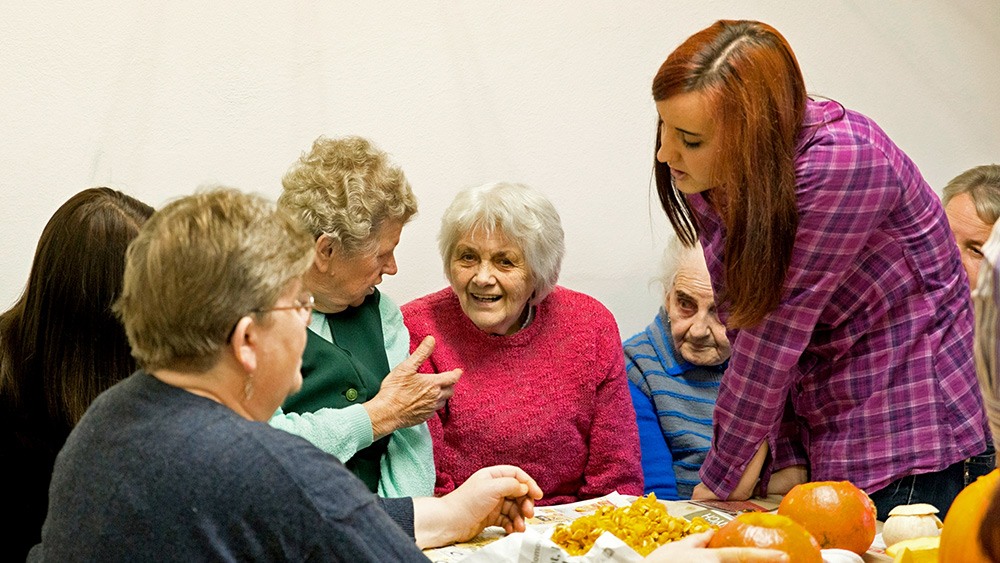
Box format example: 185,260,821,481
422,492,757,563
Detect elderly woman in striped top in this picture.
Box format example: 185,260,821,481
625,235,729,499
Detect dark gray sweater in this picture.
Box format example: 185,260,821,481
29,371,428,562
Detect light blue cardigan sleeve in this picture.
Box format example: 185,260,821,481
268,404,373,463
377,294,436,498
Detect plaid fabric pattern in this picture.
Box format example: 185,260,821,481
691,99,987,497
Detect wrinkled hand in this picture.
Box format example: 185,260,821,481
412,465,544,549
644,531,788,563
364,336,461,439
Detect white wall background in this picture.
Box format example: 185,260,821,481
1,1,998,339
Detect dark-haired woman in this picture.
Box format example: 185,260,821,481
0,188,153,559
651,20,988,518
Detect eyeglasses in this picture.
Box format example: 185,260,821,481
227,293,314,342
253,293,315,321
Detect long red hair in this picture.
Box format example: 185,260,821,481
652,20,805,328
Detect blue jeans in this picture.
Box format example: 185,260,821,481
868,443,995,520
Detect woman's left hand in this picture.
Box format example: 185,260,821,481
767,465,808,495
691,483,720,501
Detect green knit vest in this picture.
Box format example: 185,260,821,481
281,292,391,492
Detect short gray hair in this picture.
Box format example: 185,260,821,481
116,187,314,372
942,164,1000,225
439,182,565,304
659,231,706,293
278,136,418,256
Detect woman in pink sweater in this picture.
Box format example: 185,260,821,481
401,182,642,505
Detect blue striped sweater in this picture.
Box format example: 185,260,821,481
623,307,725,499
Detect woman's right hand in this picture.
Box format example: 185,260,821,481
644,531,788,562
364,335,461,439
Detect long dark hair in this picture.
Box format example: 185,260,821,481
0,188,153,434
652,20,805,328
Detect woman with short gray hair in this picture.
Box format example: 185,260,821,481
437,182,565,306
402,182,642,505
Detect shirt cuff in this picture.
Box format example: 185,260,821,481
378,497,415,539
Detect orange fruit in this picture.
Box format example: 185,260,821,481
777,480,876,555
707,512,822,563
939,468,998,563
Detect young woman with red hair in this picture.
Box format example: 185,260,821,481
652,20,989,519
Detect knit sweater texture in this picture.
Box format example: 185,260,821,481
401,286,643,505
29,371,425,561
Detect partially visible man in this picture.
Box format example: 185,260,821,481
624,235,730,499
943,164,1000,290
973,205,1000,562
942,163,1000,486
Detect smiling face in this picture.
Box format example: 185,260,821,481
308,219,403,313
667,258,730,366
448,227,534,336
655,90,720,195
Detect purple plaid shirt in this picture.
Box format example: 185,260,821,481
690,99,987,498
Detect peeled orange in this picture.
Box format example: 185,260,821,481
777,480,877,555
881,504,942,547
707,512,822,563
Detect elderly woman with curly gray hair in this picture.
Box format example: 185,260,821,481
270,135,460,498
402,182,642,505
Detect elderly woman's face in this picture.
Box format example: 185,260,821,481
449,228,534,336
310,220,403,313
667,259,730,366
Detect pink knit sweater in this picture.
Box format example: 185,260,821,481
401,286,643,505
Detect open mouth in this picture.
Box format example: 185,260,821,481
471,293,502,303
